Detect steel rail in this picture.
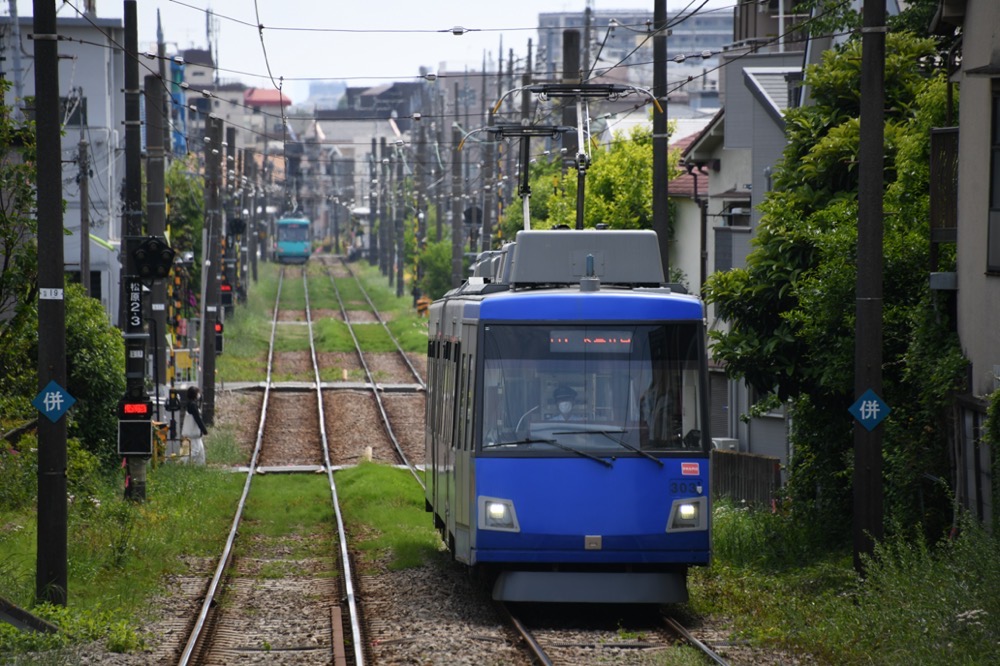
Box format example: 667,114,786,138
662,615,730,666
177,267,285,665
304,267,366,666
495,602,554,666
324,260,424,490
337,257,425,389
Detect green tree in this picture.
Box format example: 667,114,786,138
3,283,125,464
496,123,680,241
0,83,39,356
417,238,461,300
166,155,205,289
703,32,966,542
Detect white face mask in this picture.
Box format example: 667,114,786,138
558,400,573,416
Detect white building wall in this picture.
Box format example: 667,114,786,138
2,16,125,324
956,0,1000,398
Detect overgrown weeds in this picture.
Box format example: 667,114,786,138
693,500,1000,664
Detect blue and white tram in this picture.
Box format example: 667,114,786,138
425,229,712,604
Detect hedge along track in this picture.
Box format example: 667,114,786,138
177,266,365,666
320,257,425,491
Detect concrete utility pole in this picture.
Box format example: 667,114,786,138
451,122,464,288
145,74,168,403
387,145,395,287
122,0,148,501
246,149,259,283
652,0,670,279
369,137,379,265
201,116,223,426
395,149,404,297
380,136,390,278
853,0,886,574
34,0,68,606
78,133,90,297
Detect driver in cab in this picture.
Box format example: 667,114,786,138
547,384,582,422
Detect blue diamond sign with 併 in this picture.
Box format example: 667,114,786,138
32,380,76,423
849,389,890,432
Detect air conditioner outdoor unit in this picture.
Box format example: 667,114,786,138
712,437,738,451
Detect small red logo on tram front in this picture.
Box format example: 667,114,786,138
681,462,700,476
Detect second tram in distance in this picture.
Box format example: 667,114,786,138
425,229,712,604
274,215,312,264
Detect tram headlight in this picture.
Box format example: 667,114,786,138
667,497,707,532
478,496,520,532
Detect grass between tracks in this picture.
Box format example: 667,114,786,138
216,259,428,383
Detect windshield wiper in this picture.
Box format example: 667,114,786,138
489,436,558,448
551,428,663,467
493,435,613,467
536,436,614,467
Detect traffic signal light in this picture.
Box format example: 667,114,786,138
118,396,153,455
132,236,176,281
220,281,233,307
214,320,224,355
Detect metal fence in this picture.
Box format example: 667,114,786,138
711,449,782,506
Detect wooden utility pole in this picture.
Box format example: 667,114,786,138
34,0,68,606
853,0,886,573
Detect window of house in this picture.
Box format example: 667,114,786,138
989,84,1000,273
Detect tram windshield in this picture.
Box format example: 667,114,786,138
278,223,309,242
480,323,706,455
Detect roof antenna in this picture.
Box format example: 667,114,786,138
580,253,600,292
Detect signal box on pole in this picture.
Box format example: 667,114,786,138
117,396,153,455
214,321,224,355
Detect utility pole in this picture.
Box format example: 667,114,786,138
34,0,68,606
451,120,464,288
369,137,379,265
224,126,237,316
201,116,223,426
653,0,670,280
386,144,395,287
145,74,168,402
246,149,259,282
853,0,886,574
78,133,90,297
435,89,445,242
380,136,389,278
122,1,149,501
395,149,404,297
480,53,494,253
156,10,170,155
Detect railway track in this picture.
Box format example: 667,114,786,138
177,266,364,666
498,602,731,665
319,256,424,488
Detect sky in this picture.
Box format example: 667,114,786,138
8,0,734,103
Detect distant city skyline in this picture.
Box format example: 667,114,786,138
5,0,735,103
